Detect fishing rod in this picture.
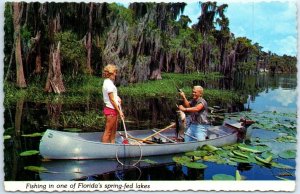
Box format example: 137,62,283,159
160,67,186,140
161,66,183,93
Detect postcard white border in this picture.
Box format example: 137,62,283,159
4,181,296,192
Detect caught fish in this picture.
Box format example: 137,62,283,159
175,110,187,138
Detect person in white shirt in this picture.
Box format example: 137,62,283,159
102,64,124,143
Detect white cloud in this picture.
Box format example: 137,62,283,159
271,87,297,107
274,36,297,56
226,1,297,56
232,27,248,37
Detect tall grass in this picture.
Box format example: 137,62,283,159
4,72,242,106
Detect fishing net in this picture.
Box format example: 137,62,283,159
115,138,143,167
115,163,142,181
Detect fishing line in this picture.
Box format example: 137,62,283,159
159,65,183,93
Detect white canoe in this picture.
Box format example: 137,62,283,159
39,123,243,160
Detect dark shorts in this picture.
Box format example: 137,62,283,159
103,107,118,116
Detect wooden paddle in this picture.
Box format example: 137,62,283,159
142,122,176,141
118,132,155,144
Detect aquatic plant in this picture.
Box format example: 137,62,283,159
24,166,48,173
20,150,39,156
173,110,296,180
212,174,235,180
21,133,43,137
4,73,241,107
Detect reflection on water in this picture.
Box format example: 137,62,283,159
245,74,296,113
4,73,297,181
246,87,297,113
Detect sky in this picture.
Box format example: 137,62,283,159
183,1,297,56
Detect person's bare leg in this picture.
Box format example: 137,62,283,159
102,115,116,143
110,117,118,143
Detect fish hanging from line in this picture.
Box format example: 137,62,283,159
175,110,187,139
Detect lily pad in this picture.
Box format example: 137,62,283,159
202,155,222,163
4,135,11,140
271,162,295,169
278,150,296,159
184,161,207,169
173,156,207,169
200,144,219,152
20,150,39,156
255,155,272,165
275,135,297,143
232,150,249,158
24,166,47,173
212,174,235,180
237,144,270,153
22,132,43,137
173,156,191,165
215,149,231,158
185,150,208,157
229,157,250,164
261,151,278,159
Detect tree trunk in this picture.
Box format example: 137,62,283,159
86,2,94,74
4,42,15,82
13,2,27,88
44,42,65,93
34,31,42,74
15,97,24,135
47,103,62,128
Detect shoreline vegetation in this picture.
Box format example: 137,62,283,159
4,2,296,96
4,72,242,106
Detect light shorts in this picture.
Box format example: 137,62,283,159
185,123,209,142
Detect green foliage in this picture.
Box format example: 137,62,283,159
20,26,32,41
5,72,241,108
4,3,14,55
108,3,135,25
54,31,86,73
167,28,200,68
119,72,239,105
237,61,256,72
60,110,105,130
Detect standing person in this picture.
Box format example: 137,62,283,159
102,64,124,143
178,86,209,141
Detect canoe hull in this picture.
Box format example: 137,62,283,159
39,126,239,160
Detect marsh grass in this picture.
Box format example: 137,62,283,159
4,72,242,105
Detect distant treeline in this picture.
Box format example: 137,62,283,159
4,2,296,92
